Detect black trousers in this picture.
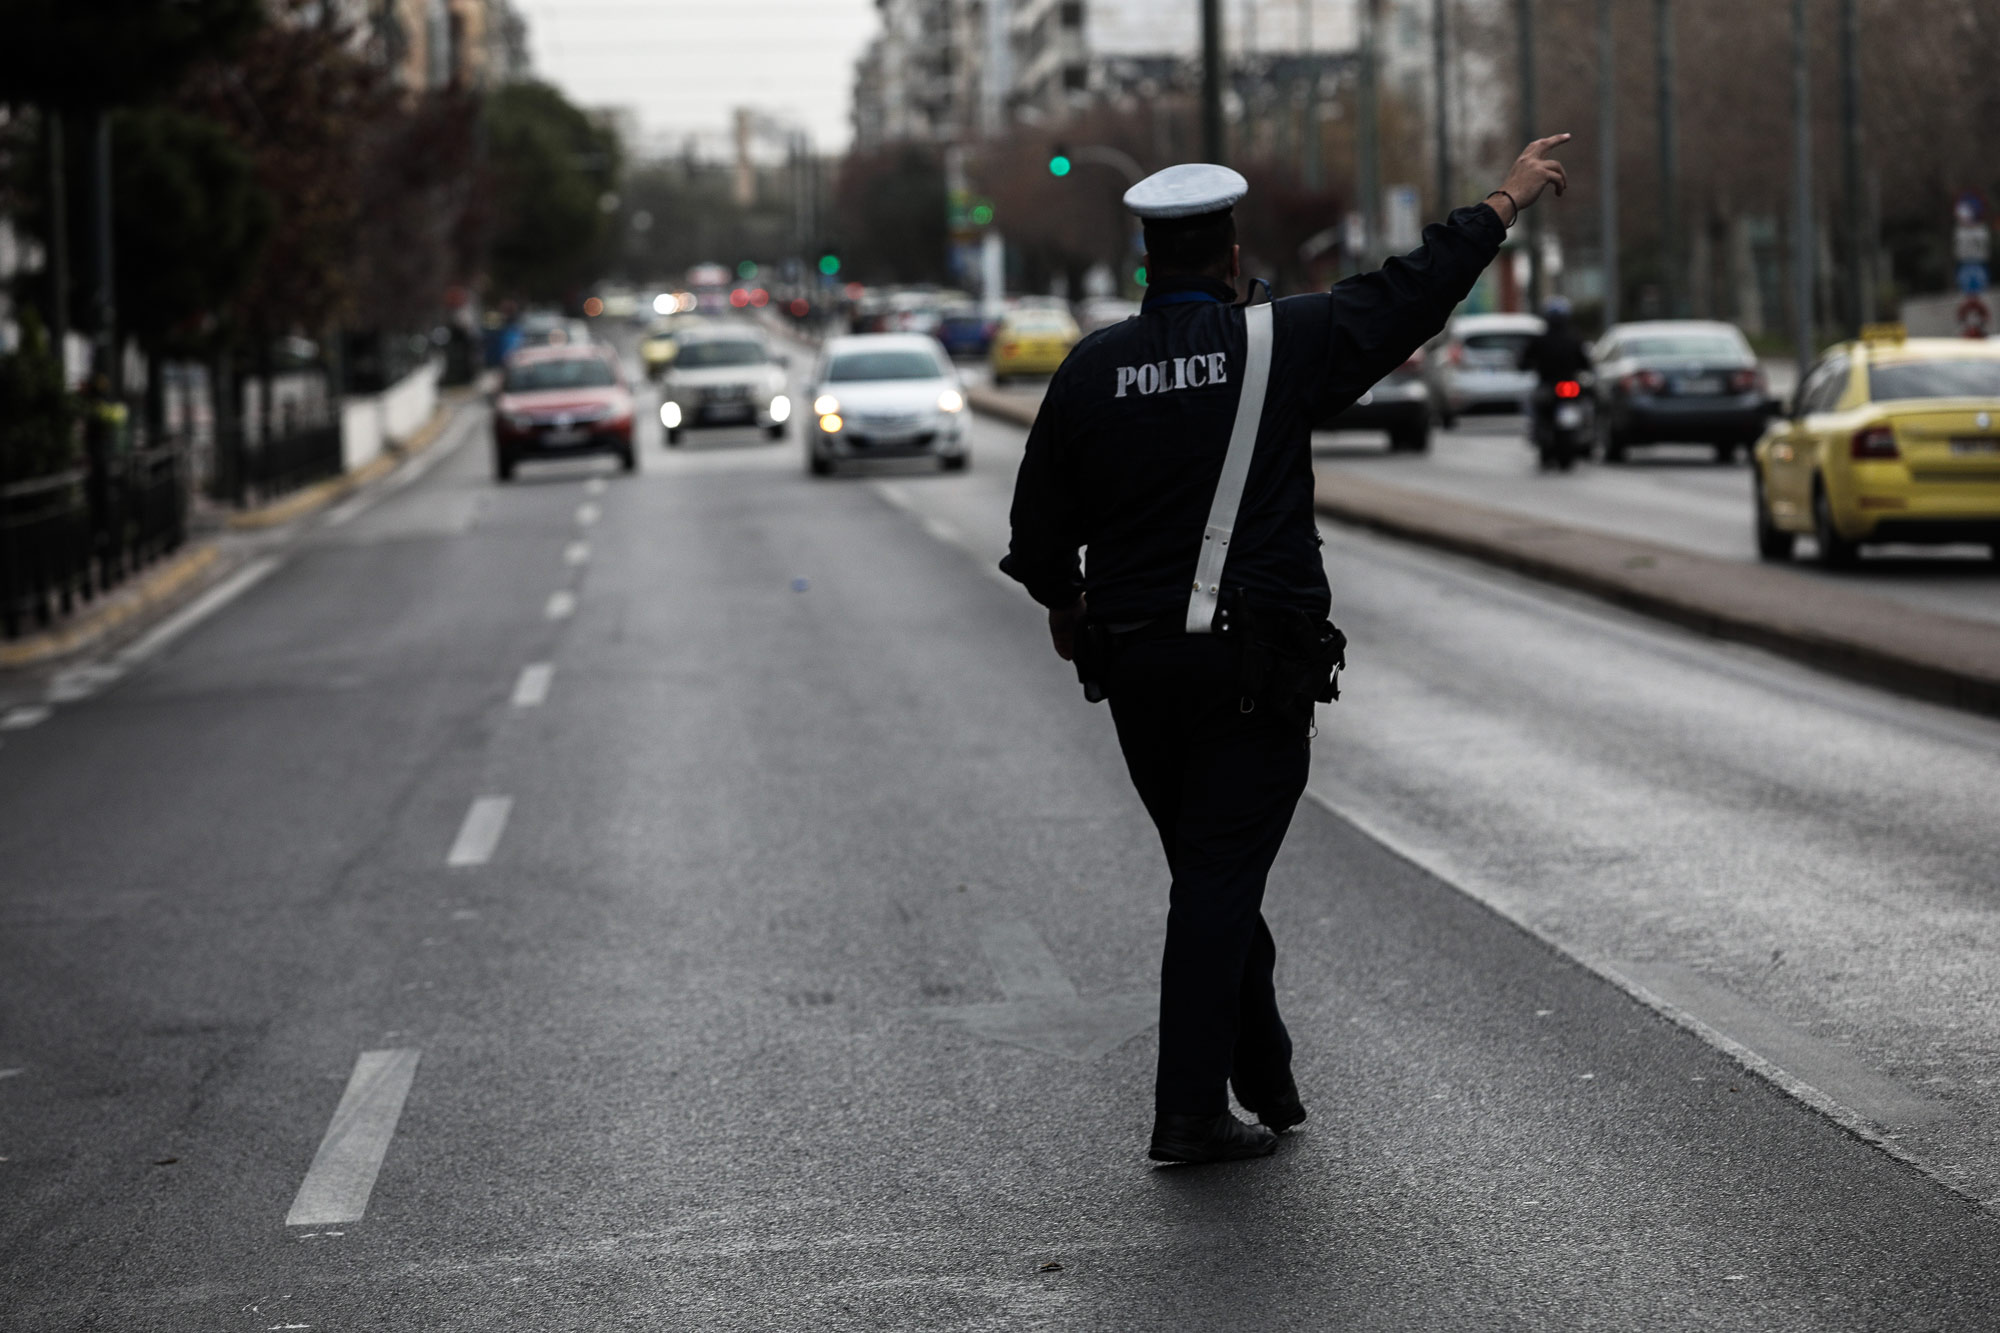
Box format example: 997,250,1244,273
1105,634,1311,1116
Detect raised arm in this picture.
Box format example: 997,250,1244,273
1310,135,1573,417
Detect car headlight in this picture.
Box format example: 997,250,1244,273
813,394,840,417
659,401,682,428
938,389,964,413
769,395,791,423
819,413,843,434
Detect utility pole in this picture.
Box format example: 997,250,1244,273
1791,0,1814,382
1655,0,1678,317
1201,0,1224,164
1598,0,1618,328
88,110,117,392
1358,0,1383,266
1518,0,1541,307
46,110,70,387
1432,0,1450,212
1838,0,1865,332
1301,0,1323,190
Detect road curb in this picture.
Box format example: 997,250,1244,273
1311,470,2000,719
0,543,228,672
1,390,478,673
966,385,1039,429
227,388,473,532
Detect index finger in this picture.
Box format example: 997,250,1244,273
1530,132,1574,155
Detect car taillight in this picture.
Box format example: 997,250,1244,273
1624,369,1667,395
1555,380,1582,399
1850,427,1899,460
1001,343,1018,356
1728,367,1762,394
1447,343,1464,367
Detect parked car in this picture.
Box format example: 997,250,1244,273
1428,312,1543,424
806,334,968,475
1592,320,1768,463
1318,350,1435,453
989,308,1081,383
1753,330,2000,566
656,327,791,445
492,345,635,480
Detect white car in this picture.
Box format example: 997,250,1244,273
806,334,968,475
1429,312,1545,425
657,328,792,445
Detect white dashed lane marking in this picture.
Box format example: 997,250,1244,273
1,706,52,730
575,502,600,527
511,663,553,707
584,477,607,496
545,590,576,620
285,1048,421,1227
446,796,512,868
564,541,590,566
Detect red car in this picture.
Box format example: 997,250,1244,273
492,344,636,480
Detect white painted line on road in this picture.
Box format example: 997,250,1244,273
584,477,607,496
285,1048,421,1227
922,515,960,544
323,490,372,528
575,502,600,527
0,1067,23,1079
446,796,512,867
114,556,281,670
0,705,52,730
46,663,123,703
511,663,554,707
544,590,576,620
564,540,590,566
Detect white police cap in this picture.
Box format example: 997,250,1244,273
1123,163,1249,221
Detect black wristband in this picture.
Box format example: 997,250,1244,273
1484,190,1519,229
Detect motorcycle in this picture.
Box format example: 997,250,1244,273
1529,376,1594,472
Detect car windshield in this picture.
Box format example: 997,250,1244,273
826,350,942,382
504,358,615,392
675,340,767,368
1622,334,1746,361
1006,318,1072,335
1460,332,1534,364
1868,359,2000,402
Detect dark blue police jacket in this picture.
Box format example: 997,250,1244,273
1001,204,1506,622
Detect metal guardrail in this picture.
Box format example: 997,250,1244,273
209,421,344,508
0,443,188,641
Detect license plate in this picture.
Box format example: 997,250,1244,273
1949,437,2000,455
1678,375,1723,395
544,426,588,445
709,386,746,401
706,404,753,422
1555,405,1585,428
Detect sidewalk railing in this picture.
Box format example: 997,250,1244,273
0,443,188,641
209,420,344,508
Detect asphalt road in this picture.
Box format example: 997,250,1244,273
3,333,2000,1328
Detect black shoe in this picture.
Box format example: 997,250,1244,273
1233,1071,1308,1133
1148,1111,1279,1163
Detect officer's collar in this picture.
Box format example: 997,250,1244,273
1141,275,1239,312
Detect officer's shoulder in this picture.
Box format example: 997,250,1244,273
1071,319,1134,358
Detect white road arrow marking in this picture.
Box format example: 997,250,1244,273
919,920,1156,1062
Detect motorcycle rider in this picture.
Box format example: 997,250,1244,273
1517,297,1592,467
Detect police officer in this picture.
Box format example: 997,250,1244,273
1002,134,1572,1163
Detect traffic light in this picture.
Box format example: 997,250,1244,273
737,260,758,279
1048,147,1072,178
818,254,841,276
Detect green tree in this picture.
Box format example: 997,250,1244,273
0,309,75,482
484,81,622,304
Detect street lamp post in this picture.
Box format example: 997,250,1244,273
1792,0,1815,384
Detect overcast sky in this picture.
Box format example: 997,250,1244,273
512,0,881,155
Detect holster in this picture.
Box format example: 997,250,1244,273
1218,590,1347,714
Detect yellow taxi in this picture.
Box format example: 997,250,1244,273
988,307,1080,384
639,314,706,380
1753,328,2000,566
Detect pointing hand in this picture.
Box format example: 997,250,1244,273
1493,134,1573,223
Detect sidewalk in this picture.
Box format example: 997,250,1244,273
966,384,2000,719
0,388,478,676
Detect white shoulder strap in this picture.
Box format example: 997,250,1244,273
1185,300,1274,634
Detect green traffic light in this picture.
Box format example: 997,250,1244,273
1134,265,1147,287
737,260,758,279
1049,155,1072,177
818,254,841,276
970,203,994,226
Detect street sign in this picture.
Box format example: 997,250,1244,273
1957,262,1989,295
1384,185,1422,252
1957,225,1992,264
1960,295,1991,339
1956,190,1987,225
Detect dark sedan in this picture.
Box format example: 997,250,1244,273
1592,320,1769,463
